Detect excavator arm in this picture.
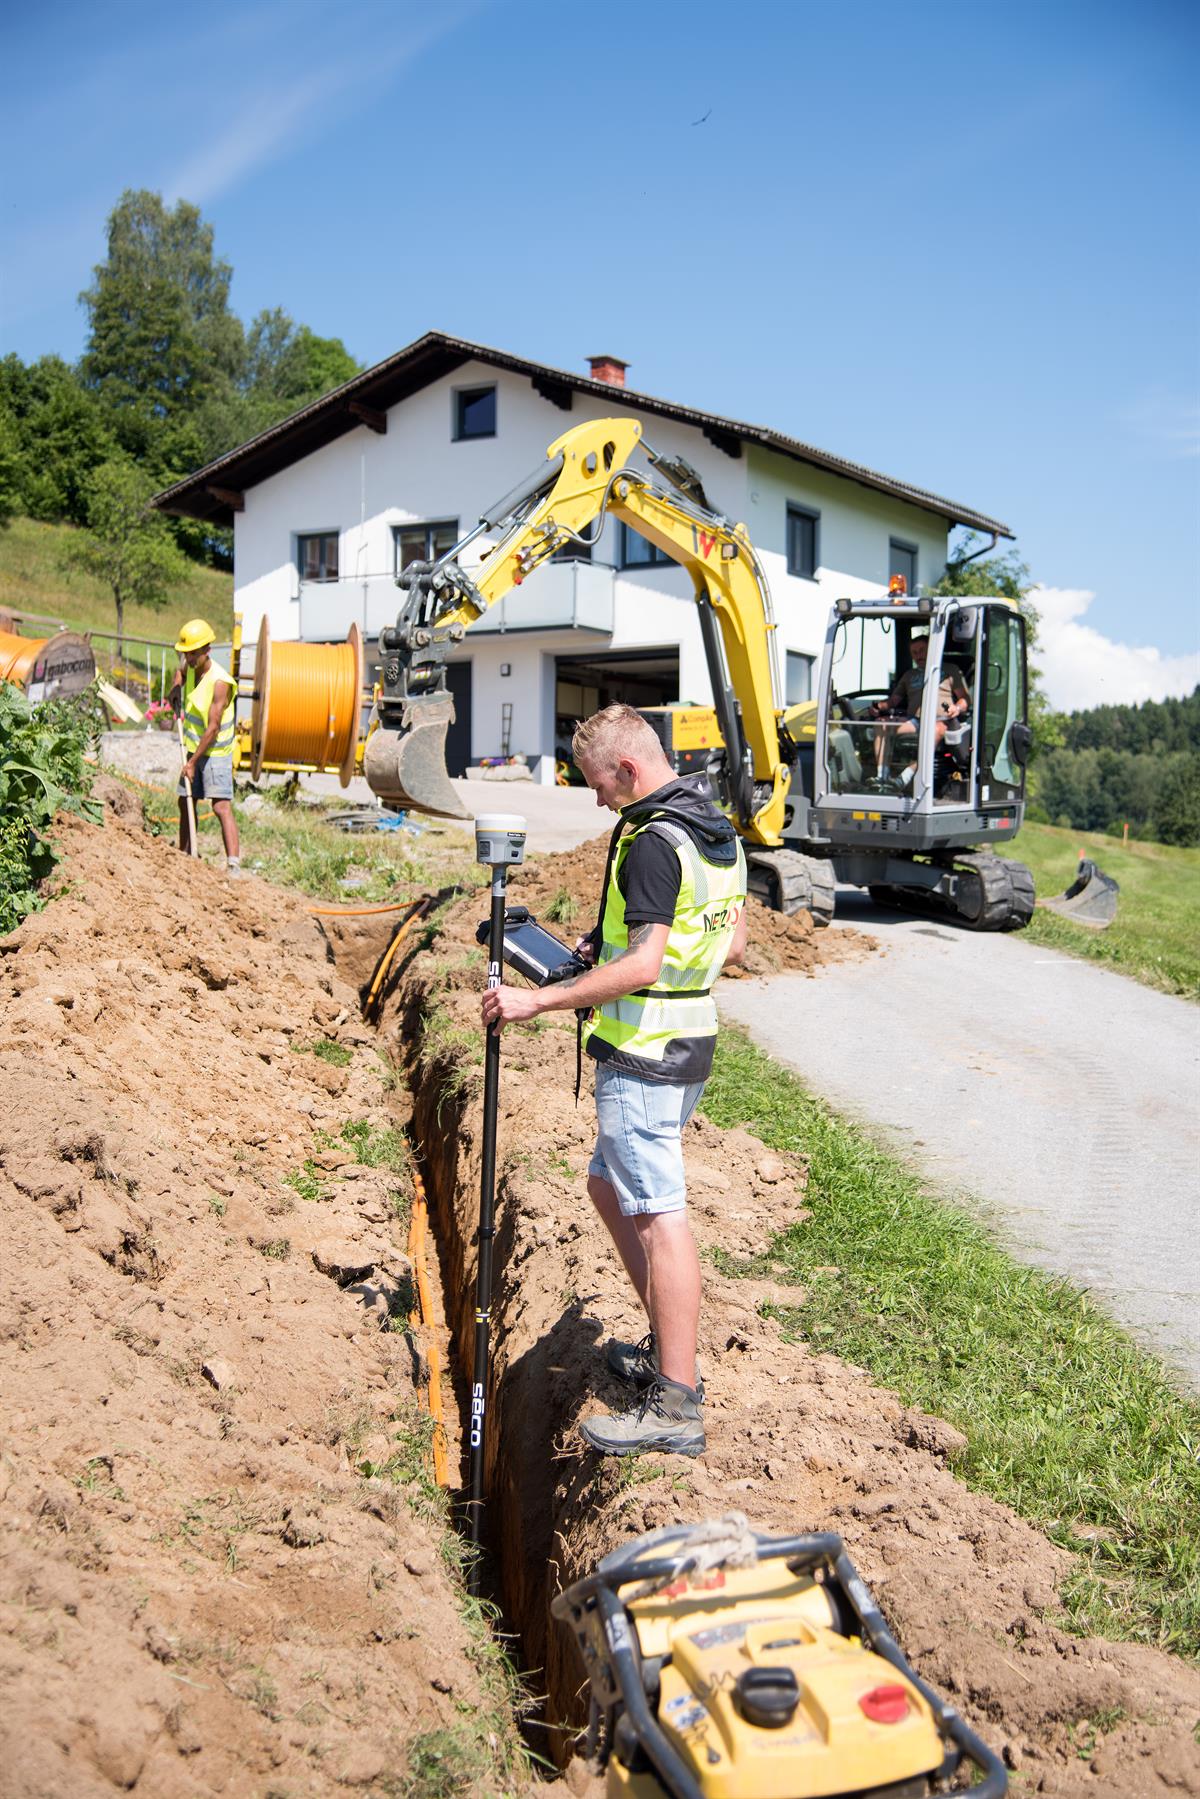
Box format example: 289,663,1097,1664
364,416,791,845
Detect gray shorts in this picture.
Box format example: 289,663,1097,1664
588,1062,706,1217
179,754,234,802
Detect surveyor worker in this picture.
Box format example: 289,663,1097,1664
481,704,748,1459
170,619,240,876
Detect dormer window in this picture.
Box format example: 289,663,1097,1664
454,385,496,440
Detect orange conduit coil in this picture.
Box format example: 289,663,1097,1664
407,1167,450,1487
0,629,96,697
250,617,363,786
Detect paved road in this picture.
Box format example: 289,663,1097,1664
719,895,1200,1394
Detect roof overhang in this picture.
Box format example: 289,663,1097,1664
151,330,1013,539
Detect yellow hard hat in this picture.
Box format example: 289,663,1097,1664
175,618,216,654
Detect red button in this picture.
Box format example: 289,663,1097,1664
858,1683,909,1724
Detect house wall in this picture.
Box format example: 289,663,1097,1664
231,359,952,772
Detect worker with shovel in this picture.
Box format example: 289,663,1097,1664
170,619,240,877
482,704,747,1459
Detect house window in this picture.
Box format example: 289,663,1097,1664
298,532,338,582
889,538,918,594
394,520,460,573
454,385,496,440
786,651,814,705
786,505,819,580
618,522,672,569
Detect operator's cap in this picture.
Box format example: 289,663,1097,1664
175,618,216,654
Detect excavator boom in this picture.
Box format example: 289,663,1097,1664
364,417,791,844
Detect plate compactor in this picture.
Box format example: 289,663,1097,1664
552,1517,1006,1799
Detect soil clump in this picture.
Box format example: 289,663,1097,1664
386,852,1200,1799
0,798,528,1797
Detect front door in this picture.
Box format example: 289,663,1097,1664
445,661,472,777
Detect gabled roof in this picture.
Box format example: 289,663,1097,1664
151,330,1013,537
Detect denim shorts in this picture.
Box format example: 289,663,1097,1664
588,1062,706,1218
179,754,234,801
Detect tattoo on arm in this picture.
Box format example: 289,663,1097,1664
627,923,656,947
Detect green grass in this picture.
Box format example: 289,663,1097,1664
1010,819,1200,1000
0,514,233,664
284,1160,328,1204
290,1035,352,1067
229,798,478,905
702,1026,1200,1657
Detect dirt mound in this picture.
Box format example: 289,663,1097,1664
0,807,528,1797
388,928,1200,1798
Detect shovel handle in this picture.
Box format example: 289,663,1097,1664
177,719,199,858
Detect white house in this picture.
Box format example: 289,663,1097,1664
155,332,1011,783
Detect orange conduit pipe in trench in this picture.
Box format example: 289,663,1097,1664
407,1167,450,1488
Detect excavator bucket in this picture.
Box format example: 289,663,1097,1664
1037,855,1119,929
362,692,469,820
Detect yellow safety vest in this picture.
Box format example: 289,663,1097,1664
583,816,747,1084
183,659,235,760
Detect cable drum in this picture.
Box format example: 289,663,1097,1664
0,630,96,700
250,618,363,786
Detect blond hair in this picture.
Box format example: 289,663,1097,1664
571,703,665,772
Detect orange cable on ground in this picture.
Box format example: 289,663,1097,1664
307,899,417,917
407,1167,450,1488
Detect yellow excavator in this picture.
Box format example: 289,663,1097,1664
365,416,1035,930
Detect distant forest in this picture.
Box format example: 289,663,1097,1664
1030,689,1200,846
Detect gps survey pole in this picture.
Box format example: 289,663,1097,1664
468,813,527,1589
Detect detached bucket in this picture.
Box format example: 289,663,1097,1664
1038,856,1120,929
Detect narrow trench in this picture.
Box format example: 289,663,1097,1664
339,916,571,1774
402,1085,564,1764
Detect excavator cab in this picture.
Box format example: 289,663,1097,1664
788,594,1038,929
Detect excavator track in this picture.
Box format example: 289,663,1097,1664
951,852,1035,932
746,849,836,927
869,856,1035,932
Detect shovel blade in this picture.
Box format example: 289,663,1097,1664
1037,857,1120,930
363,691,469,820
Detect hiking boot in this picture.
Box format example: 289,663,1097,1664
605,1331,704,1399
580,1375,705,1459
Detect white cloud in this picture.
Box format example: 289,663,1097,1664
163,6,483,207
1120,388,1200,460
1031,585,1200,713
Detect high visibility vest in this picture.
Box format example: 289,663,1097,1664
583,816,747,1084
183,659,235,760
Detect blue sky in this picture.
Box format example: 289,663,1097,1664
3,0,1196,706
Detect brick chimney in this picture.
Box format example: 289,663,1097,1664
588,354,628,388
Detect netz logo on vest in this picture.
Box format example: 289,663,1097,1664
702,902,741,933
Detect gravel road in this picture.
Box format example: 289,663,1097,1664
719,895,1200,1394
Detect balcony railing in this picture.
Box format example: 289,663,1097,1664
468,559,613,635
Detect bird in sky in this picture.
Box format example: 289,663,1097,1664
691,107,712,126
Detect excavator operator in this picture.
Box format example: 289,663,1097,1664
481,705,748,1459
871,630,970,777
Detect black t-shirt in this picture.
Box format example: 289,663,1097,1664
619,829,682,926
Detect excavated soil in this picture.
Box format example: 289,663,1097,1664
6,800,1199,1799
0,789,530,1798
379,846,1200,1799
